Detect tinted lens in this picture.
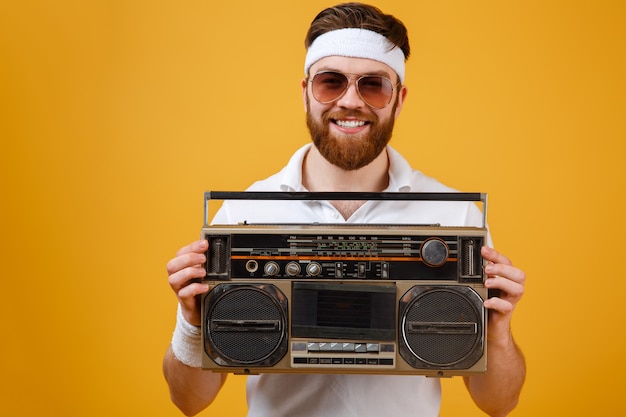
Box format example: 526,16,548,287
311,71,395,108
311,72,349,104
357,76,394,108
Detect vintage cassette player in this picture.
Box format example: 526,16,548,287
200,191,488,377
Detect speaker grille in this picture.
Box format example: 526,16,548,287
206,285,287,365
400,286,483,368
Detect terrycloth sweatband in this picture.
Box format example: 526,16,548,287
304,28,406,82
171,304,203,368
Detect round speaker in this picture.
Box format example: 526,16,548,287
203,283,288,366
399,285,484,369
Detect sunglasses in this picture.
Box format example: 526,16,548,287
309,71,398,109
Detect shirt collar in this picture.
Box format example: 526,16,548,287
385,145,413,192
279,143,414,192
279,144,311,191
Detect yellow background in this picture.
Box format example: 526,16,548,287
1,1,624,416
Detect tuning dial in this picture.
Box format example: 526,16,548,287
306,262,322,277
285,261,301,276
421,238,449,267
264,261,280,276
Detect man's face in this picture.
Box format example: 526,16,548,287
302,56,407,171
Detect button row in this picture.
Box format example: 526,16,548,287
306,342,391,353
293,357,394,366
291,342,396,354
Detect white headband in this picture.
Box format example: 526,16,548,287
304,28,406,82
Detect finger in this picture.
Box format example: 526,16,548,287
166,239,208,276
166,251,207,276
168,264,207,293
178,282,210,326
481,245,514,266
178,281,210,300
485,275,525,300
484,296,514,315
175,239,208,257
485,263,526,285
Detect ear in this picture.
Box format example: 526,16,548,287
394,85,408,119
301,78,309,112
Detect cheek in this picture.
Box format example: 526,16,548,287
306,99,331,122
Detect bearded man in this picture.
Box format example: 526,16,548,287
163,3,526,417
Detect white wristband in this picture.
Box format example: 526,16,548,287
171,304,203,368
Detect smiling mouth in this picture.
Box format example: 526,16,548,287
333,119,369,129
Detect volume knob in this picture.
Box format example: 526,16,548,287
285,262,301,276
264,261,280,276
306,262,322,277
421,238,449,267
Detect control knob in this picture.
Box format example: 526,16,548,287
285,261,301,276
421,238,449,267
306,262,322,277
264,261,280,276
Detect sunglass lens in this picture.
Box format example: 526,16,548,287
312,72,348,103
357,76,394,108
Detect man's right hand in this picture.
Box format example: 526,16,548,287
166,239,210,326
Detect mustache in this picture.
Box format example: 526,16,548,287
324,110,376,123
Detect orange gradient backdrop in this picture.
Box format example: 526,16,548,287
1,1,625,416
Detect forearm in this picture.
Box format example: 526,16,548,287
163,345,227,416
464,333,526,417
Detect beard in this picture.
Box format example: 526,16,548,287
305,97,397,171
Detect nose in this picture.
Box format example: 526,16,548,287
335,79,366,109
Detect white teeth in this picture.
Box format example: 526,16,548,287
336,120,366,128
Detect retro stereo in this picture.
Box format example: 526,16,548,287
201,191,488,377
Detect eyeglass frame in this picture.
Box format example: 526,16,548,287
306,70,402,109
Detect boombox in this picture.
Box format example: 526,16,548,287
201,191,489,377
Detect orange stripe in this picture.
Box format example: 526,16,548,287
230,255,457,262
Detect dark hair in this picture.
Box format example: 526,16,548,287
304,3,410,60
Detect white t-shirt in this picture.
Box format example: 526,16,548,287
211,144,487,417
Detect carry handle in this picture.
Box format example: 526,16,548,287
204,191,487,228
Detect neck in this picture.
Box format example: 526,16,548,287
302,145,390,219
